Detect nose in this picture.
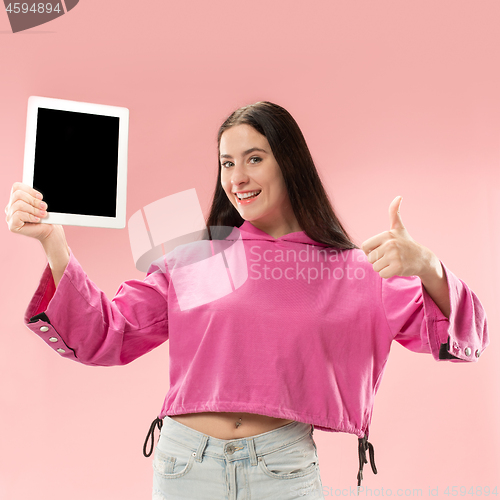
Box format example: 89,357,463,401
229,163,249,187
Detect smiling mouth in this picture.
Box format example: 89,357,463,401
235,191,262,203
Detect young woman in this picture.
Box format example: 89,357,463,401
6,101,488,500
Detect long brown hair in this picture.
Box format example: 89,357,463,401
205,101,359,250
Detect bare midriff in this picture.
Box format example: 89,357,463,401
169,412,295,439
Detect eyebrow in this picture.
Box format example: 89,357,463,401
219,147,268,159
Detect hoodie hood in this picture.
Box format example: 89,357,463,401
229,220,330,247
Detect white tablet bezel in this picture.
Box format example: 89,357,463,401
22,96,129,228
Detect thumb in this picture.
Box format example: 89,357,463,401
389,196,405,231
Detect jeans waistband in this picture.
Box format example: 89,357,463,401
160,416,313,463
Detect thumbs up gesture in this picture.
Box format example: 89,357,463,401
361,196,429,279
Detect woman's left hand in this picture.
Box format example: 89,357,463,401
361,196,431,279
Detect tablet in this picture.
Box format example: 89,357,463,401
22,96,129,228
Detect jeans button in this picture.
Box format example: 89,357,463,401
226,444,235,454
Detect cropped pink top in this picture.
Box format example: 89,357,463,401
24,220,489,487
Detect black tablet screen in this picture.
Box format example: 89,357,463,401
33,108,120,217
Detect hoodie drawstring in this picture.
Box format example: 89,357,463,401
357,435,377,494
143,417,163,458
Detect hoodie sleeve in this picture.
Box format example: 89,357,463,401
381,260,489,362
24,248,170,367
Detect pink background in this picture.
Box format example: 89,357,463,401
1,1,499,498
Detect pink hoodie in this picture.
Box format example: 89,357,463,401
25,220,489,487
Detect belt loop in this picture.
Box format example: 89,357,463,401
246,437,258,466
195,434,209,463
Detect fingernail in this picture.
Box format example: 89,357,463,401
40,202,47,210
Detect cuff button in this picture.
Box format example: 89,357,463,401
48,337,58,343
475,349,480,358
56,348,66,354
40,326,49,332
464,347,471,356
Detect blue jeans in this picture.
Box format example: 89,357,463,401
152,416,325,499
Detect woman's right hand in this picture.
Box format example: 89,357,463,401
5,181,55,242
6,182,70,286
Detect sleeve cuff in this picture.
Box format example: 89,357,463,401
421,260,485,363
24,248,79,360
26,311,78,360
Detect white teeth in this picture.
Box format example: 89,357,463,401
236,190,261,200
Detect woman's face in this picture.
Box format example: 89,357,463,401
219,124,300,237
